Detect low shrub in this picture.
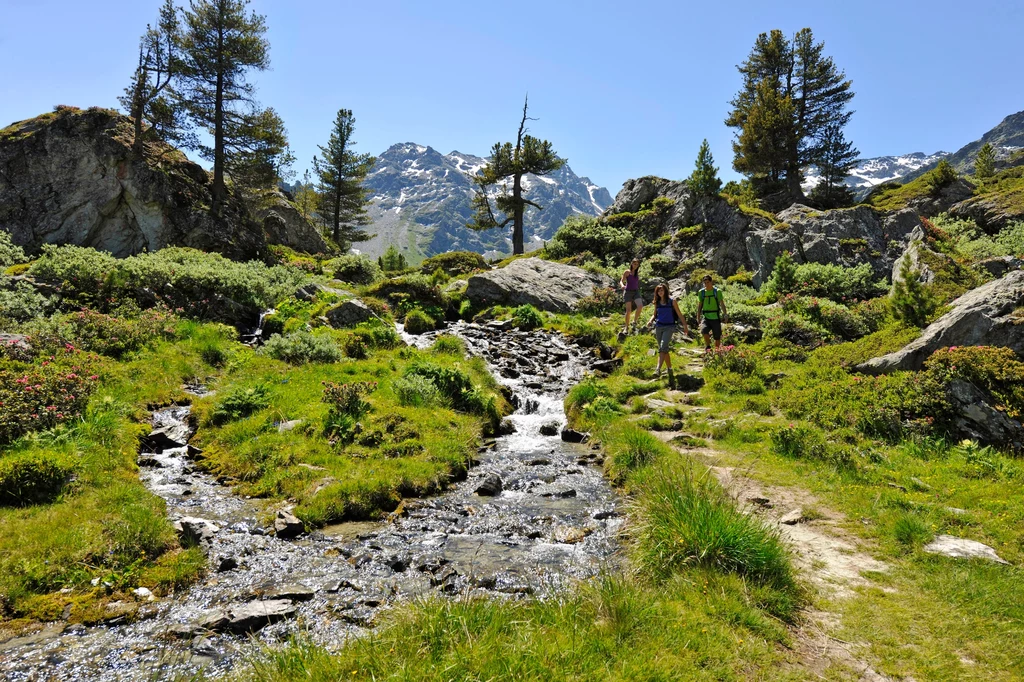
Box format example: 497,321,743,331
631,464,797,596
430,335,465,355
791,262,887,302
545,215,633,261
0,452,76,506
211,384,271,425
511,304,543,330
0,231,28,268
925,346,1024,419
762,311,831,347
403,309,437,335
560,315,611,347
321,381,377,444
801,298,869,340
262,330,342,365
366,274,442,314
392,374,445,407
638,254,677,281
0,278,52,323
351,324,400,350
331,255,382,285
420,251,488,276
58,308,174,358
769,424,854,468
574,287,620,316
0,366,97,445
704,345,759,376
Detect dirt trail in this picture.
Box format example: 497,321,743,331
651,348,898,681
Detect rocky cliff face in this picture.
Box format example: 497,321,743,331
359,143,612,260
603,176,926,287
0,107,325,261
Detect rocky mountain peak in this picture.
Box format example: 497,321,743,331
360,143,612,260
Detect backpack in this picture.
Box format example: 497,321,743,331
699,287,721,317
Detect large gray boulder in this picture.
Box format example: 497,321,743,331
906,178,975,217
325,299,375,328
198,599,297,633
946,379,1024,449
465,258,612,313
858,270,1024,374
0,107,265,260
255,188,330,255
745,206,921,287
949,190,1024,230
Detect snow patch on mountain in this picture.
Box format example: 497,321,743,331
803,151,949,192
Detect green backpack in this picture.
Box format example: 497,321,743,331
699,287,722,319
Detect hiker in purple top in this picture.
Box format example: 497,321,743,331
620,259,644,335
645,282,690,388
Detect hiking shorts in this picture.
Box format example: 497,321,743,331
655,324,674,353
623,290,643,307
700,318,722,341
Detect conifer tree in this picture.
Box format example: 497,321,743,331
765,250,798,297
975,142,996,180
468,97,565,255
312,109,376,249
808,121,858,208
120,0,190,154
177,0,270,216
224,106,294,189
688,139,722,197
294,169,318,222
891,254,936,328
380,245,407,272
726,28,855,203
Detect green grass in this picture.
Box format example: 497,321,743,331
243,571,804,682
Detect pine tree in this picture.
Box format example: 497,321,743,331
891,254,936,328
808,121,858,208
975,142,996,180
177,0,270,217
765,250,798,297
688,139,722,197
380,244,407,272
312,109,376,249
726,28,855,203
294,169,318,223
224,106,294,189
119,0,190,154
468,97,565,255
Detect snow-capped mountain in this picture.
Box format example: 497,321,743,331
357,143,612,260
802,151,948,194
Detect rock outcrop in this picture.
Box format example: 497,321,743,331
746,206,921,286
0,107,326,260
858,270,1024,374
465,258,612,313
948,187,1024,230
255,188,330,254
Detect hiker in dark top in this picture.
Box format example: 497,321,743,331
646,282,689,387
696,274,727,352
620,259,644,335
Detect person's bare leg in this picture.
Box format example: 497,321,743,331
633,303,643,332
624,301,633,330
702,331,712,350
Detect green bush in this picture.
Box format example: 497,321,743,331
331,255,382,285
262,330,343,365
925,160,958,196
574,287,620,316
769,424,853,468
925,346,1024,419
0,278,52,323
0,231,28,268
211,384,271,425
511,304,543,330
801,298,869,340
59,308,174,358
392,374,445,407
792,262,887,302
351,324,400,350
0,452,76,506
421,251,488,276
631,464,796,596
0,366,97,445
401,362,494,421
638,254,677,281
546,215,632,261
366,274,442,314
763,251,797,297
30,246,306,314
321,381,377,444
762,310,831,347
431,335,465,355
403,309,437,335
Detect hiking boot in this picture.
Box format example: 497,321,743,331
667,369,675,389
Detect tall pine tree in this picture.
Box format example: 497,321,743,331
467,97,564,255
726,28,855,203
975,142,996,179
177,0,270,217
224,106,294,189
688,139,722,197
312,109,376,249
808,121,858,208
120,0,190,154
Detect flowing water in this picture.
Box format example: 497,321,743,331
1,322,622,681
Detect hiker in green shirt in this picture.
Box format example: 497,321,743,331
696,274,727,352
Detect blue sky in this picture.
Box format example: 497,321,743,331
2,0,1021,194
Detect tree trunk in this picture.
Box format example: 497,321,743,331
332,180,341,245
512,173,524,255
211,19,226,218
